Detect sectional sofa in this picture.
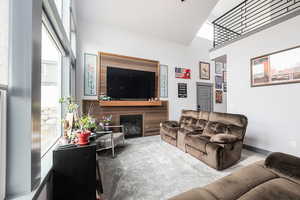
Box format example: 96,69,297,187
170,152,300,200
160,110,248,170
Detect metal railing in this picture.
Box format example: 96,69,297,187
213,0,300,47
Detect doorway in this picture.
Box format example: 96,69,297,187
196,82,213,112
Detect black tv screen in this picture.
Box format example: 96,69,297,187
107,67,156,100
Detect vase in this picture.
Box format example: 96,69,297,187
77,131,91,146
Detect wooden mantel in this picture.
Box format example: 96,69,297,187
99,100,162,107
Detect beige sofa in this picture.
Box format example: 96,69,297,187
170,152,300,200
160,110,248,170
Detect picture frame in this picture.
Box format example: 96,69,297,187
160,64,168,98
223,71,227,83
215,75,223,89
215,90,223,104
84,53,98,96
175,67,191,79
223,82,227,93
199,61,210,80
215,62,223,74
178,83,187,98
251,45,300,87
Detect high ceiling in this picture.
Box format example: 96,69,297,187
74,0,219,45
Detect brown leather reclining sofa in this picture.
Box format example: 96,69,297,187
170,152,300,200
160,110,248,170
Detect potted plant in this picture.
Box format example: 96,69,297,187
100,115,112,131
76,115,97,145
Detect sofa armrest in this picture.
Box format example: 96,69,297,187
265,152,300,181
160,120,179,128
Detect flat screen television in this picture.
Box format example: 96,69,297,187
107,67,156,100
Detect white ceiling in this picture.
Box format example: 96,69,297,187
209,0,245,22
74,0,219,45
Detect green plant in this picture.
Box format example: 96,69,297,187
59,96,79,113
76,115,97,132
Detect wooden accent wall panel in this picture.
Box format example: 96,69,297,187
98,52,160,98
82,100,169,137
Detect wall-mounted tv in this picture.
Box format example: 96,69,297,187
107,67,156,100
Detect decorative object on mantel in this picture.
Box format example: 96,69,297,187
84,53,97,96
215,90,223,104
175,67,191,79
215,62,223,75
160,64,168,98
251,45,300,87
215,75,223,89
199,61,210,80
99,94,111,101
178,83,187,98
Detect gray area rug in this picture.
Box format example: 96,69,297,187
97,136,265,200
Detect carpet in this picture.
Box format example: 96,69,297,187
97,136,265,200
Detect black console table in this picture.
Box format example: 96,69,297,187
53,143,103,200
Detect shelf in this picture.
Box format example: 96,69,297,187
99,100,162,107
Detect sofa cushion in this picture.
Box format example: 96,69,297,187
210,134,239,144
195,119,208,130
238,178,300,200
203,122,228,137
185,135,210,153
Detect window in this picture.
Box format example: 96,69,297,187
41,24,62,155
0,0,9,85
197,21,214,41
70,12,77,56
54,0,62,17
62,0,71,39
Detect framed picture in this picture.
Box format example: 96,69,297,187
160,65,168,98
84,53,98,96
223,82,227,93
215,62,223,74
175,67,191,79
199,62,210,80
178,83,187,98
215,90,223,104
251,45,300,87
223,71,227,83
215,75,223,89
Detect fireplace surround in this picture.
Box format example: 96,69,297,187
120,115,143,138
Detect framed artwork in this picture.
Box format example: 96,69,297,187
251,45,300,87
199,62,210,80
215,62,223,74
160,65,168,98
175,67,191,79
223,82,227,93
223,71,227,83
215,75,223,89
178,83,187,98
84,53,98,96
215,90,223,104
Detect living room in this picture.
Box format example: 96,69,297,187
1,0,300,200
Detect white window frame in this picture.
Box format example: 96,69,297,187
0,89,7,200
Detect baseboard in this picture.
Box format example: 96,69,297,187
243,144,271,156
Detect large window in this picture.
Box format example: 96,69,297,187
41,24,62,155
0,0,9,85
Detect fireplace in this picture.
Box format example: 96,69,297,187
120,115,143,138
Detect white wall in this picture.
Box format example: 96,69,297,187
76,22,225,121
210,15,300,156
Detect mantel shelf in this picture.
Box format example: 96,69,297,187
99,101,162,107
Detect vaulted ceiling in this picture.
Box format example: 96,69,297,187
74,0,219,45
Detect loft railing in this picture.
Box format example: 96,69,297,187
212,0,300,47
